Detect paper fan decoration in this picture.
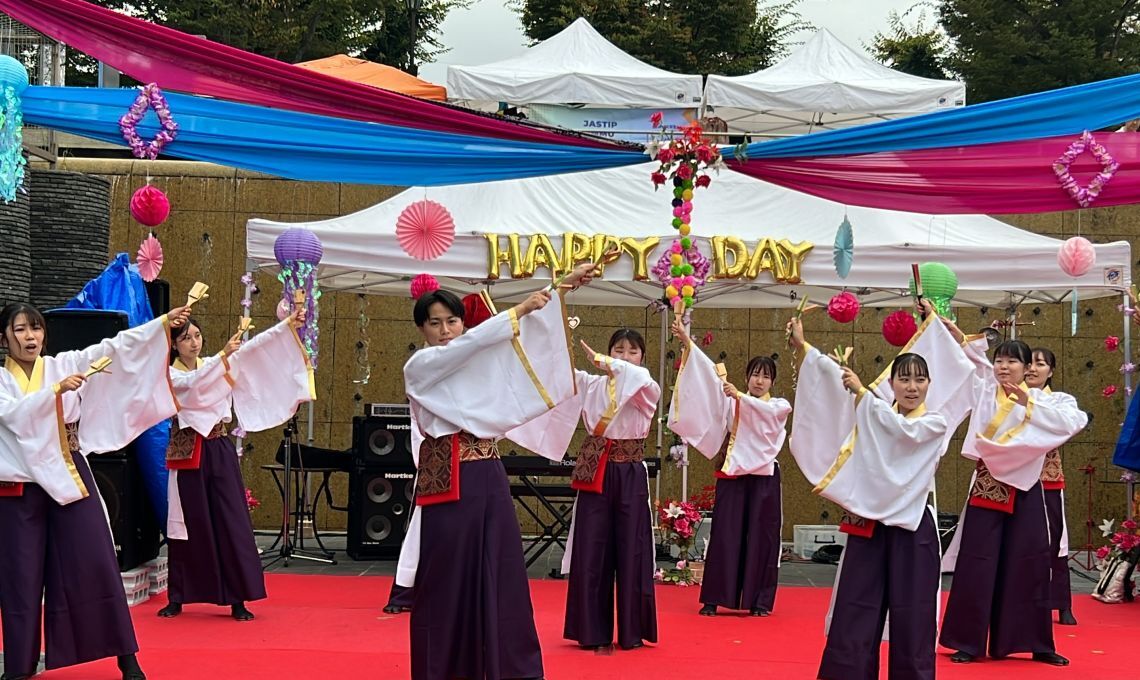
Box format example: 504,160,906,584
833,215,854,279
135,234,164,282
397,199,455,261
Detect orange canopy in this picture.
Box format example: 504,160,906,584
295,55,447,101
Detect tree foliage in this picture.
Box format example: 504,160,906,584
938,0,1140,102
511,0,813,76
67,0,468,84
869,5,950,80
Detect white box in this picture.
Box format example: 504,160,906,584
125,580,150,607
793,524,846,559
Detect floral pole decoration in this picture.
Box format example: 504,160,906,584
1053,131,1119,209
274,228,324,366
1104,334,1135,397
1093,518,1140,604
647,115,721,315
0,55,29,203
119,83,179,161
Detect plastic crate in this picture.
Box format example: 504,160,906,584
121,567,149,590
125,580,150,607
792,524,846,559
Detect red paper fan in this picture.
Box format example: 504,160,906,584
397,199,455,261
136,234,164,282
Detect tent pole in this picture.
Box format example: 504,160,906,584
656,311,666,517
1124,292,1134,519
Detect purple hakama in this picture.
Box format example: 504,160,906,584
699,465,782,613
1043,488,1072,611
818,511,940,680
411,458,543,680
939,482,1055,658
0,453,138,677
167,436,266,606
564,460,657,649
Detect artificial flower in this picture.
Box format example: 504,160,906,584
651,172,667,187
650,111,663,128
1100,518,1116,536
676,163,694,180
1096,546,1111,560
1106,335,1121,351
657,148,676,164
1104,384,1118,398
695,175,711,188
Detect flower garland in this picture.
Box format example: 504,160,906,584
0,85,27,203
647,117,723,312
1053,130,1119,208
119,83,180,160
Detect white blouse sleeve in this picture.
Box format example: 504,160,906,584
668,341,733,460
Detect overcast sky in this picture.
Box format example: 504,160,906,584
418,0,930,83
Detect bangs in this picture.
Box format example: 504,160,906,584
892,353,929,380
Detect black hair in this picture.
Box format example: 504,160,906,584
1031,347,1057,388
0,303,46,350
993,339,1032,365
170,316,203,365
413,290,464,327
608,328,646,355
891,352,930,380
745,355,777,382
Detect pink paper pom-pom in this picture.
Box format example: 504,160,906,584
827,291,861,324
1057,236,1096,277
409,273,440,299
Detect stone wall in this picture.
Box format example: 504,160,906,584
28,170,112,309
0,188,31,304
50,158,1139,553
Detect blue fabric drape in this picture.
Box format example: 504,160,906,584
23,86,646,186
735,72,1140,159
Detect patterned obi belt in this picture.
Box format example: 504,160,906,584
968,460,1020,513
1040,449,1065,490
571,435,646,494
416,431,499,506
166,421,228,471
0,422,83,498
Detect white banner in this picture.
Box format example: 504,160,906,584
527,105,697,142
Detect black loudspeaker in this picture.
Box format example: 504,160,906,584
43,309,129,353
41,309,161,572
144,278,170,316
89,446,162,571
938,511,959,554
346,468,416,560
348,407,417,560
352,412,414,469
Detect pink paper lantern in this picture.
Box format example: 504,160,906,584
827,291,861,324
1057,236,1096,277
882,310,917,347
130,185,170,227
397,200,455,261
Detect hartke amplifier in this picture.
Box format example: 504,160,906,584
352,408,414,469
346,467,416,560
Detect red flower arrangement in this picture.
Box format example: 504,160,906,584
245,487,260,513
656,497,707,585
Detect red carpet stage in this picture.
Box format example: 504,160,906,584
22,574,1136,679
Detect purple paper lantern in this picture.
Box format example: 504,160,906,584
274,228,323,267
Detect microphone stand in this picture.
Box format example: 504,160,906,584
262,415,335,568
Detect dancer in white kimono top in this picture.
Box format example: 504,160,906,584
668,317,790,617
788,312,973,680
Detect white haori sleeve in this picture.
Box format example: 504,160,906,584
971,389,1088,490
229,320,315,433
52,315,179,455
405,293,574,440
506,393,583,461
789,346,856,486
816,394,948,531
668,341,733,459
0,380,88,504
581,358,660,439
723,396,791,477
169,355,234,436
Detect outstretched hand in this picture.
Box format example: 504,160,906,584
514,290,552,318
168,305,192,328
840,367,863,394
786,317,805,349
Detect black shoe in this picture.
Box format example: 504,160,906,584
698,604,717,616
949,651,974,664
1033,652,1070,666
157,602,182,618
118,653,146,680
620,641,644,650
1058,609,1078,625
231,603,255,621
382,603,411,614
749,607,770,617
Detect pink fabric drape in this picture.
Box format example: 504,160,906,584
0,0,619,149
729,133,1140,214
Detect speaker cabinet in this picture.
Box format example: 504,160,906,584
43,309,129,353
89,446,162,571
352,412,414,469
346,468,417,560
144,278,170,316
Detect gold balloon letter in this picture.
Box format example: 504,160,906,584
561,232,594,271
711,236,749,279
777,239,814,284
524,233,563,279
484,233,525,279
619,237,660,281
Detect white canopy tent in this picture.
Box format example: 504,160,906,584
703,29,966,139
246,163,1131,310
445,17,703,108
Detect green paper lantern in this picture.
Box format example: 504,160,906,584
908,262,958,323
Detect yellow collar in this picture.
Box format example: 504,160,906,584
895,401,928,420
172,356,203,373
5,355,44,394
